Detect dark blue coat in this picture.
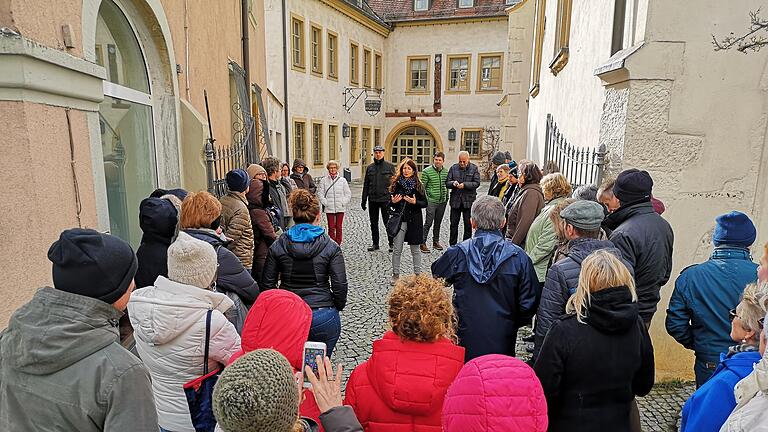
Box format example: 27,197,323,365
665,247,758,362
432,230,539,361
680,350,761,432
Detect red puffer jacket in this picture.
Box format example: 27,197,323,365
344,331,465,431
227,290,323,426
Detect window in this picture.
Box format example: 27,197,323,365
446,55,470,93
328,125,338,161
461,129,482,157
414,0,428,11
350,42,359,85
310,24,322,75
374,128,381,150
312,122,323,166
361,127,371,165
407,56,429,93
363,48,372,88
374,53,383,89
458,0,473,7
530,0,546,96
294,120,306,160
349,126,359,165
327,31,338,79
291,15,305,70
478,54,502,91
550,0,572,75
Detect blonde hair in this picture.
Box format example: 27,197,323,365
541,173,573,201
566,249,636,323
550,198,577,242
738,283,767,337
388,274,457,343
326,160,339,170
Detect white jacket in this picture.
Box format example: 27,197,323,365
318,174,352,214
721,349,768,431
128,276,241,431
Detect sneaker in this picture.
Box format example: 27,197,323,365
367,245,380,252
420,243,430,253
390,275,399,286
432,242,444,251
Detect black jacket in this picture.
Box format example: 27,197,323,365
261,231,348,310
389,182,428,245
291,172,317,194
534,287,655,432
446,163,481,208
362,159,396,204
184,228,260,305
533,238,633,360
135,197,178,288
604,201,674,322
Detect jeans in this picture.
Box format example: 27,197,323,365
449,206,472,245
392,222,422,276
694,356,718,388
327,212,345,245
368,201,392,247
423,201,447,244
309,307,342,357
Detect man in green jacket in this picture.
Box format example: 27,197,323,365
0,228,159,431
420,152,449,253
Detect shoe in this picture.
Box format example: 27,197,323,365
390,275,399,286
420,243,430,253
388,245,393,253
367,245,380,252
432,242,444,251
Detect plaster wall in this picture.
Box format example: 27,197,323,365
526,0,614,161
502,0,535,160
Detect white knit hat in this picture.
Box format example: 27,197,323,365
167,232,218,288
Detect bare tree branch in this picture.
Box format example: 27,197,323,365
713,8,768,53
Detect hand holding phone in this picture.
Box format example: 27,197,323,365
304,355,344,413
302,341,327,388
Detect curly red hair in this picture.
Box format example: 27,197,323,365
388,274,456,343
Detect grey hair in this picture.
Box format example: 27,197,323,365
572,184,599,202
471,195,506,231
458,151,470,159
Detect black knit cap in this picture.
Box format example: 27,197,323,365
48,228,138,304
613,168,653,204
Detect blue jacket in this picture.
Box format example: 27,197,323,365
665,247,758,361
680,350,761,432
431,230,539,361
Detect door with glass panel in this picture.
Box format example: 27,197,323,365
392,127,436,173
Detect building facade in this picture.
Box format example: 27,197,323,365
0,0,268,326
523,0,768,380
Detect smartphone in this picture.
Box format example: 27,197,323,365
302,341,327,388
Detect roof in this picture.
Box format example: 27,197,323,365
366,0,517,23
339,0,391,27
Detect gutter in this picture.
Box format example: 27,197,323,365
282,0,291,160
241,0,251,94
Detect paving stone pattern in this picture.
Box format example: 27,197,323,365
331,181,693,431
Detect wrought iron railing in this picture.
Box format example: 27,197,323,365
543,114,607,188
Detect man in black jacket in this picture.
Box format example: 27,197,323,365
604,169,674,326
446,151,481,245
362,145,395,252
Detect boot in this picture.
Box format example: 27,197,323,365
420,243,430,253
433,242,444,251
367,245,380,252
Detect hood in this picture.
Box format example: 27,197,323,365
603,201,655,231
287,224,325,243
184,228,227,247
565,238,620,265
229,290,312,369
367,331,464,416
585,286,638,334
246,178,269,208
458,230,519,283
127,276,234,345
139,197,178,244
0,287,123,375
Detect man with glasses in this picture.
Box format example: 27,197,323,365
666,211,759,387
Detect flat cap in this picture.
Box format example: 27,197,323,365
559,200,605,230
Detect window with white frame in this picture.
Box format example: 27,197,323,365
458,0,474,8
414,0,428,11
408,57,429,92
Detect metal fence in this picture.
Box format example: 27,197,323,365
543,114,607,188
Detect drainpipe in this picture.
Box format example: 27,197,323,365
281,0,291,160
241,0,251,93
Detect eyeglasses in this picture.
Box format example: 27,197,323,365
729,308,739,322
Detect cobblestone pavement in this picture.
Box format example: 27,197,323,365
331,181,693,431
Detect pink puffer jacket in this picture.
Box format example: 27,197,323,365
442,354,548,432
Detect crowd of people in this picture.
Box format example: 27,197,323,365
1,147,767,432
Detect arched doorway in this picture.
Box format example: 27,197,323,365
390,125,439,173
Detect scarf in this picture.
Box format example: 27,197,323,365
728,343,759,358
398,175,417,195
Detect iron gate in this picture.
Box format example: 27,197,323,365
543,114,607,188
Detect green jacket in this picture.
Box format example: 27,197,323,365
421,165,449,204
524,197,566,282
0,287,159,432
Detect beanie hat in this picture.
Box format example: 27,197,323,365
492,151,506,165
713,211,757,247
213,349,299,432
226,169,250,192
560,200,605,230
613,169,653,204
508,160,518,177
247,163,267,179
167,232,218,288
48,228,138,304
504,151,512,161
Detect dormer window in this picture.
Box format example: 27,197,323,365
414,0,428,11
458,0,474,8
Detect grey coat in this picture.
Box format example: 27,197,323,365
0,287,158,431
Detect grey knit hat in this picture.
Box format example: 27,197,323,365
167,232,218,288
213,349,299,432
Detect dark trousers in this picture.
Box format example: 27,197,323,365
309,307,342,357
694,356,718,388
449,206,472,246
368,201,392,247
423,202,447,244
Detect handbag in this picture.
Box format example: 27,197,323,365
385,203,405,238
183,310,221,432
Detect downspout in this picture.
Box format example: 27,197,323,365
241,0,251,92
281,0,291,160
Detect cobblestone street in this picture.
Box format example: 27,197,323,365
331,181,694,431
